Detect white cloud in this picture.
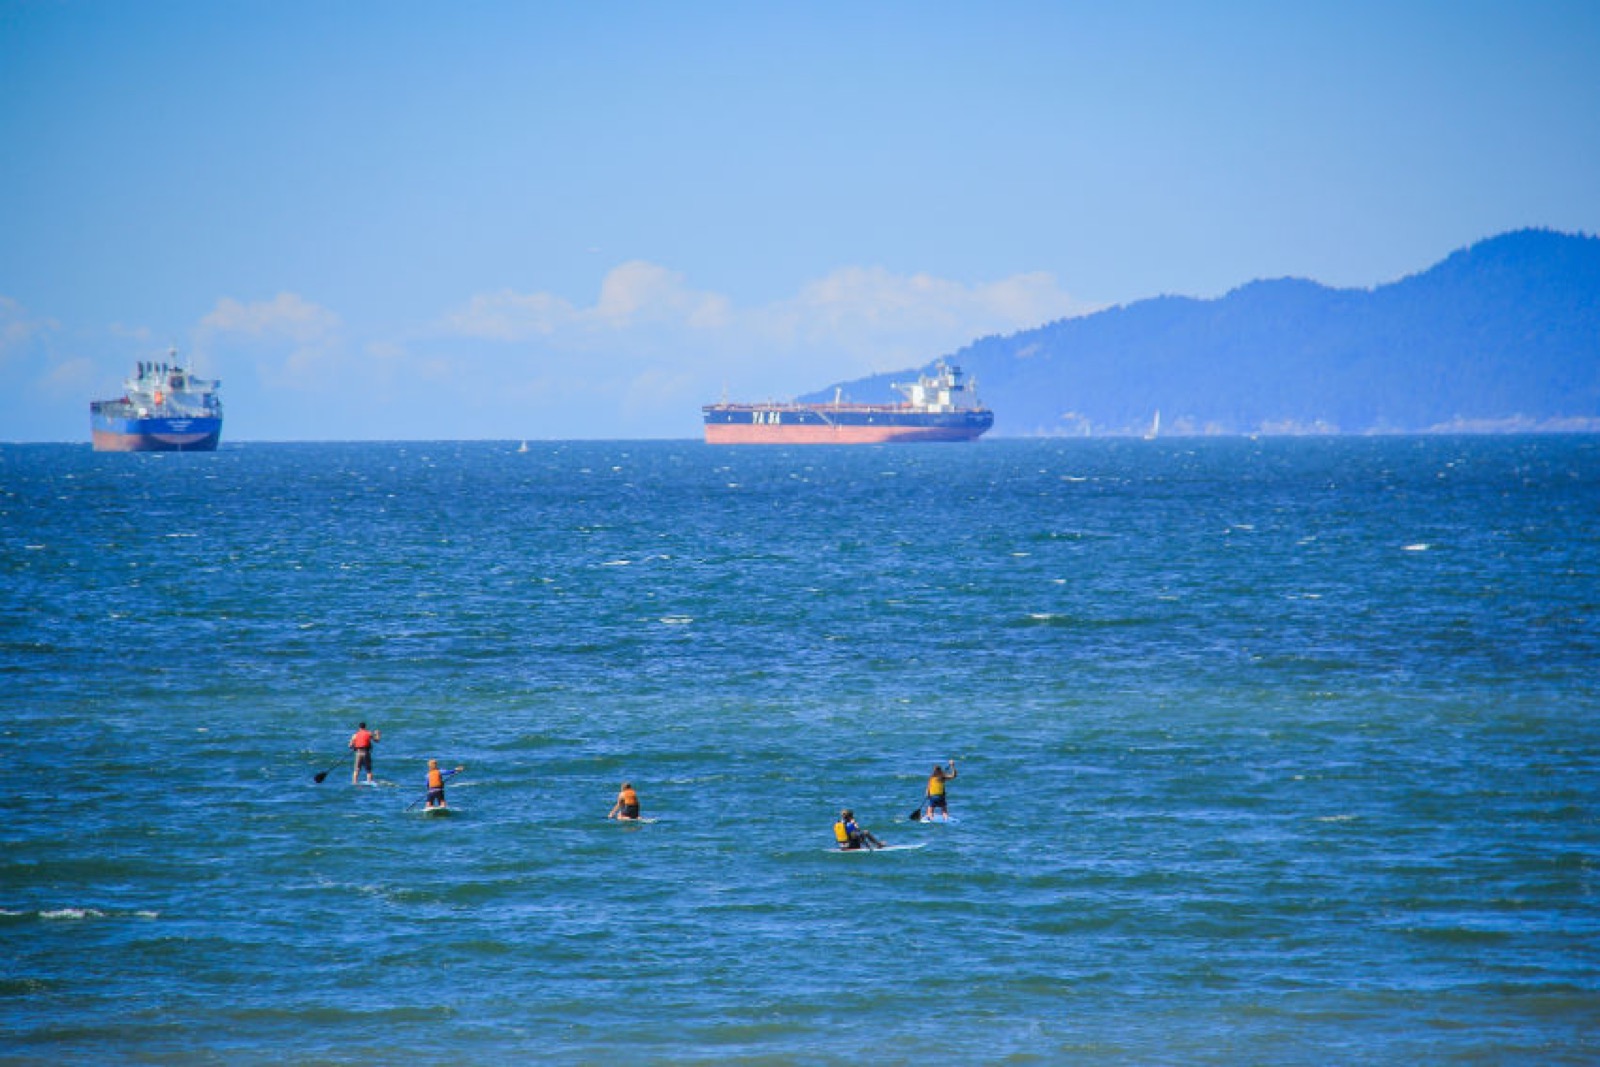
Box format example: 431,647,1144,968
365,339,408,361
40,357,97,398
203,264,1092,439
196,292,344,391
445,261,732,340
0,296,58,358
440,261,1089,391
620,365,699,419
594,261,731,329
765,267,1088,359
109,322,154,342
199,292,340,344
445,290,578,340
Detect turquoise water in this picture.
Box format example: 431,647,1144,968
2,438,1597,1064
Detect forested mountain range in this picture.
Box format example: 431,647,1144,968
810,229,1600,435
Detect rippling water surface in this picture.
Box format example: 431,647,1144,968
2,437,1597,1064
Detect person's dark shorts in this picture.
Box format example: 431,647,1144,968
929,793,948,812
621,804,640,819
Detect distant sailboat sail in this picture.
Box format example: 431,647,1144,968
1145,410,1161,440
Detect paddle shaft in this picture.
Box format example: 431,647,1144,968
312,756,346,783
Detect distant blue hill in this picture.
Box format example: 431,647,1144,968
808,229,1600,435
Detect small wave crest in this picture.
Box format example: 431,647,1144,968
1015,613,1152,629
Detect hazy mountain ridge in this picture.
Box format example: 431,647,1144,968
808,229,1600,435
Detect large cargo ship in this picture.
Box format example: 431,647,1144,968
703,361,993,444
90,351,223,452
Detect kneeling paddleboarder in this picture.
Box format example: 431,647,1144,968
608,781,641,820
833,809,884,850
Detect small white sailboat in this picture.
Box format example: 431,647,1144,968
1144,410,1161,440
517,441,529,453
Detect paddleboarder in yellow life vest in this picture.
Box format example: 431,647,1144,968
607,782,641,820
348,722,380,785
424,759,463,810
922,759,957,821
833,809,884,850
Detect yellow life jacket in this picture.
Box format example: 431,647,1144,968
834,820,850,844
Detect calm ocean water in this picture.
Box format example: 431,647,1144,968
2,437,1597,1065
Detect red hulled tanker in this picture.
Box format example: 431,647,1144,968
703,361,992,445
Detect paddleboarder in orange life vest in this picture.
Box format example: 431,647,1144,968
424,759,464,810
608,782,641,820
348,722,380,785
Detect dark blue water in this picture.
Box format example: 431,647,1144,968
3,438,1597,1064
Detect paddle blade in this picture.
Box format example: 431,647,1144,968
313,771,329,783
909,807,922,821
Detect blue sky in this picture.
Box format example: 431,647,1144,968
3,1,1597,441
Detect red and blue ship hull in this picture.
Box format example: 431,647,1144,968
702,405,992,444
90,408,222,452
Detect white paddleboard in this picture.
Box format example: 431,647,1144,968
611,816,659,824
418,804,453,816
828,843,925,854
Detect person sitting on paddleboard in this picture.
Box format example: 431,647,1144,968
834,809,884,850
349,722,380,785
607,782,641,820
424,759,463,810
923,759,957,821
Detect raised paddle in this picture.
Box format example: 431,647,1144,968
912,759,957,820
